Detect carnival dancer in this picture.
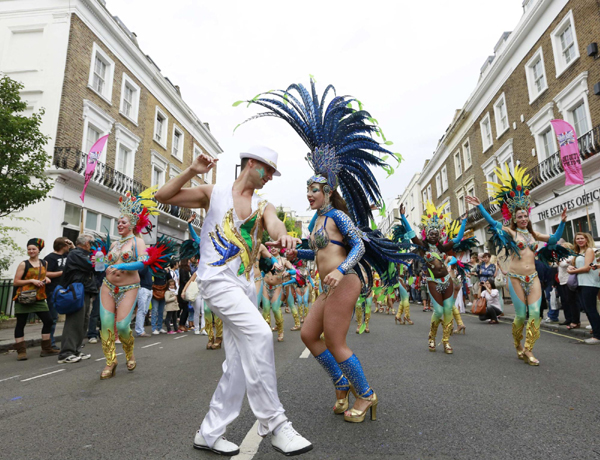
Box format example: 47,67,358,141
241,79,416,424
466,164,568,365
355,291,373,334
155,146,312,456
395,274,413,325
398,202,467,354
98,189,175,379
262,246,296,340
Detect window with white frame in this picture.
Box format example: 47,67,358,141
443,202,451,219
527,102,556,162
422,190,428,209
120,74,140,124
81,99,114,162
571,101,590,136
151,150,168,187
525,47,548,103
462,139,472,169
457,191,466,216
172,125,184,161
494,94,509,137
154,107,168,148
454,150,462,178
435,174,442,198
169,164,181,180
550,10,580,78
554,72,592,138
540,128,556,159
482,157,497,198
426,185,432,203
84,210,118,236
88,43,115,103
441,166,448,192
480,113,493,152
114,123,140,178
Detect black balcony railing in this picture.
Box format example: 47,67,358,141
469,123,600,224
53,147,204,228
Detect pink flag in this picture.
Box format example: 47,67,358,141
80,134,109,202
550,119,584,186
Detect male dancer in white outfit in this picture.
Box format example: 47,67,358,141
155,146,312,456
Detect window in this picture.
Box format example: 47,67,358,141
88,43,115,103
85,124,101,155
454,151,462,178
462,140,472,169
116,144,133,177
527,102,556,163
422,191,428,208
154,107,168,148
553,214,598,243
64,203,81,226
120,74,140,124
441,166,448,192
540,128,555,159
443,203,451,218
525,48,548,103
114,123,140,178
151,150,168,188
100,215,112,234
81,99,114,160
550,10,580,78
435,174,442,198
172,125,184,161
571,102,590,136
85,210,98,230
426,184,432,203
480,113,493,152
457,192,466,216
493,94,509,137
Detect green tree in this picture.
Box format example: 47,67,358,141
262,206,298,243
0,75,52,218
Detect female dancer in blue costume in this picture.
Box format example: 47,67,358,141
399,202,467,354
240,79,415,423
466,164,567,365
99,190,174,379
395,270,413,325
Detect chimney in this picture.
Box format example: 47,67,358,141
174,85,181,96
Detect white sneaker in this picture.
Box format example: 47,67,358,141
159,329,167,334
466,302,472,307
58,354,81,364
194,328,200,335
152,330,160,335
88,337,98,344
201,330,208,336
193,431,239,456
586,325,592,330
78,352,91,360
271,421,313,456
584,337,600,345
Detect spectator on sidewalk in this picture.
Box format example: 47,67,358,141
87,271,104,344
568,232,600,345
12,238,56,361
177,258,192,331
543,263,560,323
478,280,503,324
469,253,480,303
151,267,171,335
57,234,98,363
557,242,578,327
134,265,153,337
164,279,179,334
44,237,74,349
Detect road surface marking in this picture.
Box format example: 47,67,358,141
95,352,123,362
232,420,263,459
21,369,65,382
174,335,187,340
0,375,20,383
541,330,585,342
141,342,161,349
299,347,311,359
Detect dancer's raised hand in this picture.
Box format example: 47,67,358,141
465,195,481,206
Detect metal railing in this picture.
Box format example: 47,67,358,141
471,123,600,224
53,147,204,228
0,279,15,317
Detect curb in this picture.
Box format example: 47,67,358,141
0,333,64,353
464,312,592,339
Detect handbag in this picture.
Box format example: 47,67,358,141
185,280,199,301
52,282,85,315
152,283,167,300
17,260,46,304
567,273,579,291
472,296,487,315
495,273,506,288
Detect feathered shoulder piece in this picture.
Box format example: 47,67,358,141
180,239,199,261
146,235,178,274
487,163,532,225
445,219,479,253
536,244,577,266
91,234,111,255
235,78,401,228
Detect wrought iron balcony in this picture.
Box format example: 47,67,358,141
53,147,204,228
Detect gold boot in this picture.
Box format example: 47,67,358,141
290,311,301,331
512,322,525,360
523,318,540,366
428,319,441,352
356,305,363,333
404,304,414,325
452,307,465,334
205,321,214,350
212,317,223,349
344,389,378,423
276,315,285,342
100,329,118,380
395,305,404,325
442,321,453,354
119,333,136,371
364,312,371,333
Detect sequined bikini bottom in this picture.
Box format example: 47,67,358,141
424,274,452,294
322,268,358,295
508,271,538,297
103,278,140,308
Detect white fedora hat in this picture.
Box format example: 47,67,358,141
239,145,281,176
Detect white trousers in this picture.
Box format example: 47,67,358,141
199,276,287,448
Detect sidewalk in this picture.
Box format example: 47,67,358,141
464,298,592,340
0,321,65,352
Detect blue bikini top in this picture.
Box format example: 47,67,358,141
309,216,345,253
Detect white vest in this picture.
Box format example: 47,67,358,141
198,183,267,285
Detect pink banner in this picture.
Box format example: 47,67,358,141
80,134,109,202
550,119,584,186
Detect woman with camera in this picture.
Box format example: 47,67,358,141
478,279,503,324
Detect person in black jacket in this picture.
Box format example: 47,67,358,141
57,234,98,363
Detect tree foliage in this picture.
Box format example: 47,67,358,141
0,217,27,277
262,206,299,243
0,75,52,218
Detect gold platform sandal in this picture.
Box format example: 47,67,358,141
100,329,118,380
344,389,378,423
333,380,357,414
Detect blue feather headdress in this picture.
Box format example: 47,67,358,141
236,79,397,228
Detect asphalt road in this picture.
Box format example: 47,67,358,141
1,303,599,460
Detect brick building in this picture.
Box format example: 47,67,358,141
389,0,600,252
0,0,222,275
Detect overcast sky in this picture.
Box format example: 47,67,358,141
112,0,523,219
